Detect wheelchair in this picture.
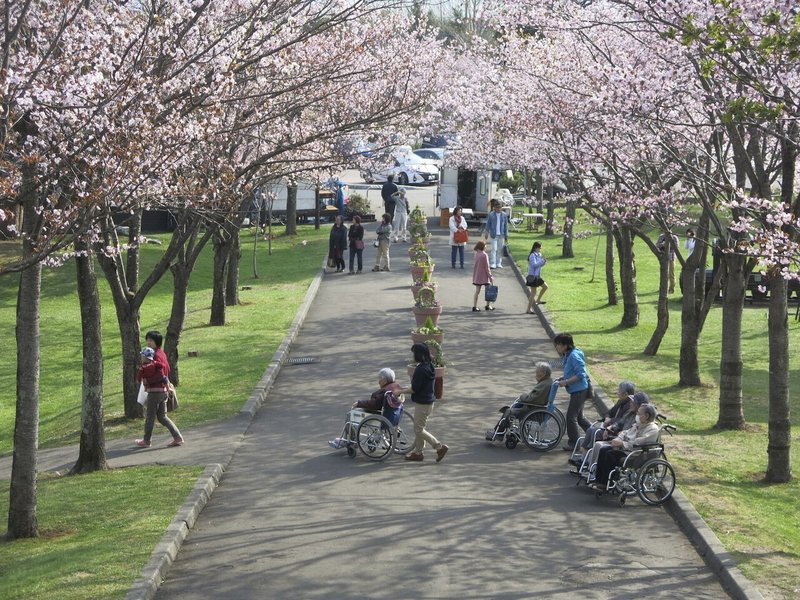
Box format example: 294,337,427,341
330,407,414,462
571,418,677,506
485,381,565,451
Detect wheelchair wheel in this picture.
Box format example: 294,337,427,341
393,411,414,456
357,415,395,462
520,409,563,451
636,458,676,505
505,433,519,449
344,422,357,458
552,406,566,430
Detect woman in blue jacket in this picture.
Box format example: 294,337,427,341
554,332,591,450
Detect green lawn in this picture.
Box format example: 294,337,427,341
0,225,330,453
507,218,800,599
0,224,329,599
0,466,203,600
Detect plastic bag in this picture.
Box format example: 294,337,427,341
137,383,148,406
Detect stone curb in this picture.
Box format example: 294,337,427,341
241,259,327,418
126,260,328,600
508,245,763,600
125,463,224,600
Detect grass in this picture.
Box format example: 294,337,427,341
507,218,800,599
0,465,203,600
0,224,329,599
0,225,331,454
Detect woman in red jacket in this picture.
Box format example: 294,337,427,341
136,346,183,448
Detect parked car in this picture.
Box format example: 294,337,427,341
412,147,445,167
360,149,439,185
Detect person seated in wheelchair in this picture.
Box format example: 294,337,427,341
351,367,405,426
486,361,553,441
589,403,659,490
329,368,404,449
576,391,650,473
579,385,642,452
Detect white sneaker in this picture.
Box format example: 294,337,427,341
496,264,504,269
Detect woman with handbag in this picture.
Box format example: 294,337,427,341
471,240,495,311
448,205,469,268
525,241,549,313
347,215,365,274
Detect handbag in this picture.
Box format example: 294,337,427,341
354,239,365,250
166,382,179,412
137,383,148,406
485,284,499,302
327,257,335,268
454,228,469,244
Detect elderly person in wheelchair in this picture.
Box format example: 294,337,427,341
589,403,659,490
487,361,553,440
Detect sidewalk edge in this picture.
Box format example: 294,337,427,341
125,463,224,600
126,259,328,599
508,246,763,600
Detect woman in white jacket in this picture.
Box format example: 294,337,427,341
448,206,469,268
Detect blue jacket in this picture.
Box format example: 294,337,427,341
528,251,546,277
562,347,588,393
484,211,508,239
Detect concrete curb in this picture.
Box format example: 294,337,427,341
126,260,328,600
241,259,327,418
508,245,763,600
125,464,224,600
667,489,765,600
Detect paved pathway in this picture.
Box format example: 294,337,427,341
152,226,728,599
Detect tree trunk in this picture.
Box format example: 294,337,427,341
605,223,617,305
166,261,190,386
165,222,213,384
679,265,702,386
545,185,554,236
126,209,142,292
679,213,712,386
119,309,144,418
8,162,40,539
210,227,231,326
286,183,298,236
766,276,791,482
71,241,107,474
716,251,747,430
614,225,639,327
561,199,575,258
225,228,241,306
644,252,670,355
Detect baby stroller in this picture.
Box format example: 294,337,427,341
485,381,565,451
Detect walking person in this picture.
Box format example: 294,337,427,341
392,188,410,242
483,199,509,268
400,343,448,463
372,213,393,271
135,344,183,448
448,205,468,268
328,215,348,273
472,240,494,311
347,215,365,274
525,241,549,313
684,228,696,257
381,174,398,217
554,332,591,451
656,231,679,293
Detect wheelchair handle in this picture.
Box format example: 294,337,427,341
661,424,677,435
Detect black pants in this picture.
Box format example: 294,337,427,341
566,388,592,445
595,446,627,485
